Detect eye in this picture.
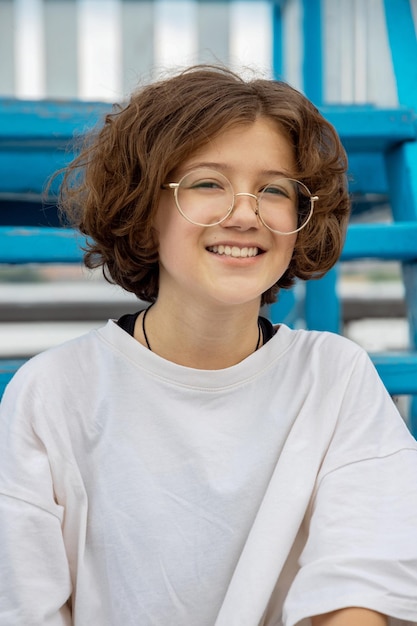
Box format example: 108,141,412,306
194,179,222,188
188,178,226,191
262,184,290,198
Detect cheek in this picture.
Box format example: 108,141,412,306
153,196,172,236
154,201,200,268
153,199,181,252
281,234,297,263
274,235,297,280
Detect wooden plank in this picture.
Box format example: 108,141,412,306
353,0,368,102
44,0,78,98
338,0,355,102
382,0,417,427
272,0,285,80
43,0,78,98
0,226,84,263
404,261,417,348
77,0,121,100
347,153,387,196
0,301,139,323
0,99,111,195
385,144,417,363
342,222,417,261
0,152,73,196
0,0,15,95
322,0,397,106
372,351,417,396
305,221,417,334
0,360,26,399
343,297,406,321
367,0,398,107
324,0,342,102
121,0,155,93
0,197,60,227
197,1,230,64
321,106,417,152
14,0,45,99
302,0,323,104
383,0,417,108
0,98,111,139
305,266,340,332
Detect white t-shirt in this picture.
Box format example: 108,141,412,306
0,321,417,626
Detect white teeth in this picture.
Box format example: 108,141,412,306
208,245,259,258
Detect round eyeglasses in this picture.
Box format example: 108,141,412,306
162,168,319,235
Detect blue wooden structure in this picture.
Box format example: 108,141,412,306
298,0,417,436
292,0,417,434
1,0,417,436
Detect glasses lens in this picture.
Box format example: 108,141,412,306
258,179,312,234
176,169,233,226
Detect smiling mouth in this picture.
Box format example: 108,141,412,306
206,245,262,258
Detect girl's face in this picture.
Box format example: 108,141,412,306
154,117,298,311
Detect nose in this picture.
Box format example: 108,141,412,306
222,192,260,229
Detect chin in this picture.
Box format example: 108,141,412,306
210,291,265,308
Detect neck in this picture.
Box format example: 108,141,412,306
134,299,263,369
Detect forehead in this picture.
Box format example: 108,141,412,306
177,118,295,177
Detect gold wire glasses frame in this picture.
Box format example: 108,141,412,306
162,168,319,235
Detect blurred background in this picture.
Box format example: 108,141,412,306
1,0,403,104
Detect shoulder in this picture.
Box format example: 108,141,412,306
1,325,106,405
278,324,363,354
273,325,370,379
277,326,390,411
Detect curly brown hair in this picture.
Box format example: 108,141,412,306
59,65,350,305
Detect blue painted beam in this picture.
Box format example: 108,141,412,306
271,0,284,79
302,0,323,105
382,0,417,429
0,99,111,195
305,266,340,333
0,360,26,399
347,153,387,196
0,99,110,140
372,352,417,396
0,153,72,195
321,106,417,152
0,226,84,263
383,0,417,109
342,222,417,261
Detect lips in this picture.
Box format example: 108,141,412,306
206,245,261,258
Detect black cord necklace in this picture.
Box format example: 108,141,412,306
141,304,154,351
141,305,263,353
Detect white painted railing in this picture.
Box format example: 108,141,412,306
0,0,273,100
0,0,416,104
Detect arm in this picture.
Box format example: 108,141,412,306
0,494,73,625
284,348,417,626
312,608,387,626
0,375,73,625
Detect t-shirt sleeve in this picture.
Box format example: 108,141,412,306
0,371,73,625
284,450,417,626
283,347,417,626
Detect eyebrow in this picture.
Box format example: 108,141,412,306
182,162,293,178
